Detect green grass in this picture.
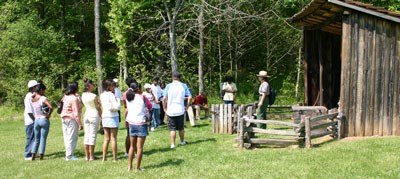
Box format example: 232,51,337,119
2,109,400,178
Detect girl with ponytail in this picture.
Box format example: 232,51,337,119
126,82,152,172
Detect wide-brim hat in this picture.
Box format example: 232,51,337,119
256,71,270,78
27,80,39,88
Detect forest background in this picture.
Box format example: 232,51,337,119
0,0,398,107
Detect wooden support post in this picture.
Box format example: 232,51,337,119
305,116,311,148
337,115,342,140
228,104,232,134
240,117,246,148
211,104,215,133
219,104,223,133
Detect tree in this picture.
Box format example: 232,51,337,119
94,0,103,94
163,0,184,74
198,0,205,93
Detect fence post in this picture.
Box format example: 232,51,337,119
211,104,214,133
337,113,342,140
228,104,232,134
219,104,223,133
305,116,311,148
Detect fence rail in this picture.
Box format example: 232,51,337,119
235,103,341,149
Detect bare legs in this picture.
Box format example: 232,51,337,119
102,128,118,161
128,136,146,171
85,145,95,161
170,129,185,147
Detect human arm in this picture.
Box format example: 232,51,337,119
94,96,102,118
110,93,121,111
72,97,83,130
258,82,268,107
186,96,192,110
25,94,35,121
43,98,53,119
258,92,267,107
144,96,153,110
162,96,167,113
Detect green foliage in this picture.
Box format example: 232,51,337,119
359,0,400,12
0,17,66,105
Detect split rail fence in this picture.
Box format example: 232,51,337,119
211,103,342,149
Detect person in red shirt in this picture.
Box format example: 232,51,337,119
192,91,209,120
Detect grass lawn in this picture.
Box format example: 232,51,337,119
1,110,400,178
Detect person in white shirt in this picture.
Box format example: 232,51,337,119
100,79,121,161
162,72,192,149
151,76,163,126
143,83,157,131
113,78,122,123
256,71,270,129
222,76,237,105
81,79,102,161
126,82,152,172
24,80,39,160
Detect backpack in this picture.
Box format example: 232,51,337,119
268,88,276,105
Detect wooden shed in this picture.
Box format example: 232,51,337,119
290,0,400,137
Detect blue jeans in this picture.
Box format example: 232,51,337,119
152,108,161,128
224,100,234,105
32,118,50,154
25,123,35,158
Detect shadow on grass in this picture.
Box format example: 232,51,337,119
146,159,184,169
145,138,217,156
188,138,217,145
46,151,65,159
192,123,210,128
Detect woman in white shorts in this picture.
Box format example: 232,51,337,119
82,79,102,161
100,79,121,161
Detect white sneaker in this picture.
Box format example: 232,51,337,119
180,141,187,145
25,157,32,161
170,144,176,149
66,156,78,161
150,127,155,131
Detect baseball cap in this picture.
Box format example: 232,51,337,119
144,83,151,89
27,80,39,88
113,78,119,83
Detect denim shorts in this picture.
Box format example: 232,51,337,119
129,124,148,137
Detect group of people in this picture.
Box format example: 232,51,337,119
23,70,271,171
23,72,196,172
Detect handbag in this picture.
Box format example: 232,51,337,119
56,101,63,114
57,96,64,114
41,103,50,114
143,96,152,122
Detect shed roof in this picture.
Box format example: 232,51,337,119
289,0,400,35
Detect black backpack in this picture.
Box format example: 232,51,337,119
269,88,276,105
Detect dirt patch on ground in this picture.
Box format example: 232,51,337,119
339,136,397,142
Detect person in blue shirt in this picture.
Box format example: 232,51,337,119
162,72,192,149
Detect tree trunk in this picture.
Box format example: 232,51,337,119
94,0,103,94
198,0,205,93
60,0,66,89
163,0,184,75
295,34,303,100
218,24,222,83
169,21,178,74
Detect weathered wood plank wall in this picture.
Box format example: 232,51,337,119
341,11,400,136
303,30,341,109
